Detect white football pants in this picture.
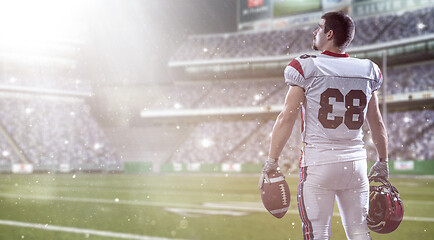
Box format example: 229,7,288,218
297,160,372,240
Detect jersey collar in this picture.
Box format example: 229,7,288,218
321,51,349,58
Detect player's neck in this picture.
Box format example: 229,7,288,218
322,46,346,55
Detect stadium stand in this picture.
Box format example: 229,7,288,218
142,58,434,164
386,62,434,94
0,137,20,166
386,109,434,161
0,96,120,172
171,121,259,164
166,109,434,165
170,7,434,62
143,61,434,112
154,8,434,166
377,7,434,42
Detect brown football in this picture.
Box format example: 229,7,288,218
260,170,291,218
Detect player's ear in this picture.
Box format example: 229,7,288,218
326,30,334,40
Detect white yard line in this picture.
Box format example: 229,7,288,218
0,193,199,209
0,193,433,222
0,219,187,240
0,183,257,197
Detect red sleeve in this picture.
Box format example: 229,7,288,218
288,59,305,79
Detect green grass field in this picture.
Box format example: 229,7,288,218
0,173,433,240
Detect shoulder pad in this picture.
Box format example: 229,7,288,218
299,54,317,59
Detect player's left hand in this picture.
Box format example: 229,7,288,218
368,160,389,180
258,158,280,189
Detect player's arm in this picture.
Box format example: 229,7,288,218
366,92,389,179
269,86,305,159
259,86,304,189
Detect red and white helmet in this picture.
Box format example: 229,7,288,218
367,177,404,234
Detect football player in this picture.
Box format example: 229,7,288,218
259,11,389,240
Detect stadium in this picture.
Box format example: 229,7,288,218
0,0,433,239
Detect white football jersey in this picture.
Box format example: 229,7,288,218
284,51,383,167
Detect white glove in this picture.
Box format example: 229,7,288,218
368,159,389,180
258,158,280,189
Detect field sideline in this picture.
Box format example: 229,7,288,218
0,174,433,240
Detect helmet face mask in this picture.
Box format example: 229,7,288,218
367,177,404,234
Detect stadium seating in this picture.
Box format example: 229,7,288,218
144,61,434,112
169,109,433,165
386,109,434,161
0,137,20,167
170,119,302,168
148,59,434,164
386,62,434,94
170,7,434,62
0,97,120,172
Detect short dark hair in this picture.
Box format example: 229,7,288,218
321,11,355,49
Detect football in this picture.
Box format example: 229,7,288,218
260,170,291,218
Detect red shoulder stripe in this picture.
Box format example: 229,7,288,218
288,59,304,78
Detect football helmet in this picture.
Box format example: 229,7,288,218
367,176,404,234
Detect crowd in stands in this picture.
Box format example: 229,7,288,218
386,109,433,161
145,61,433,112
171,121,259,164
170,119,302,170
169,109,433,165
386,62,434,94
0,97,120,171
158,64,433,165
170,7,434,62
146,79,287,111
0,138,20,167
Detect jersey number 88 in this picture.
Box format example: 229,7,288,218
318,88,367,130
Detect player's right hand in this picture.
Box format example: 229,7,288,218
368,160,389,180
258,158,280,189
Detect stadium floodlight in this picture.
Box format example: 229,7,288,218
201,138,214,148
2,151,10,157
0,0,88,53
